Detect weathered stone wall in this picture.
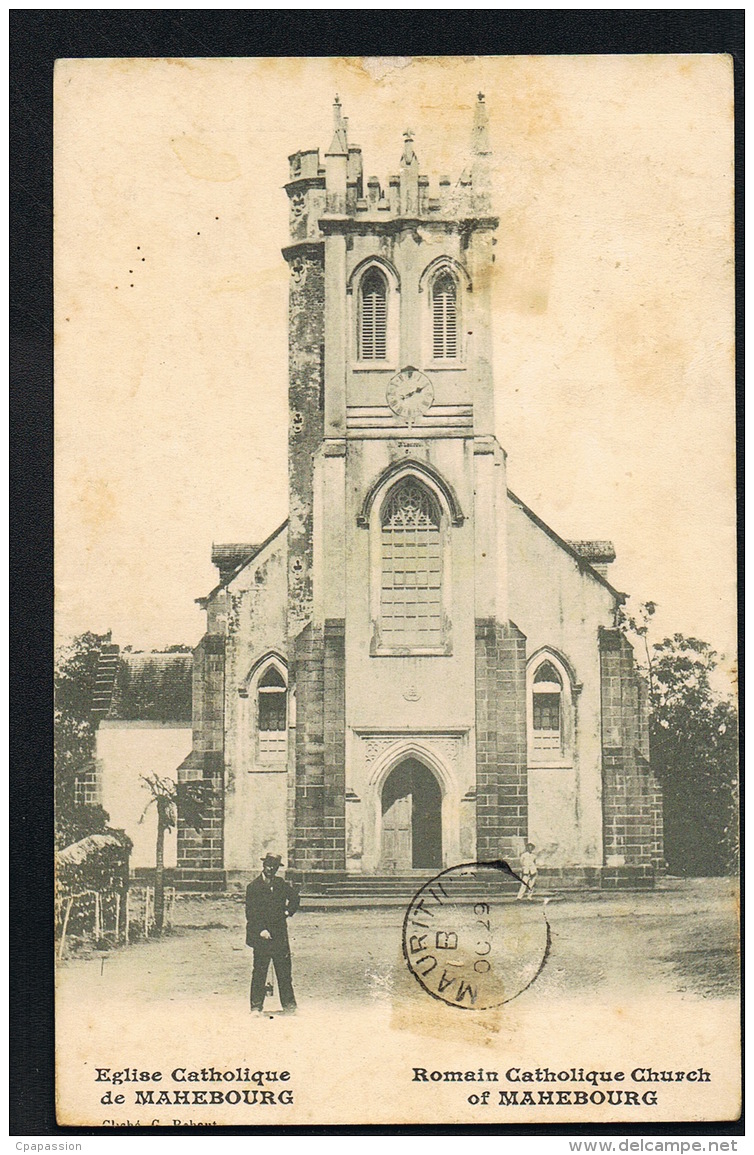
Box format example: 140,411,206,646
285,220,330,876
290,623,325,871
286,244,325,638
175,634,225,890
323,618,347,871
290,619,346,874
599,627,663,887
475,619,528,861
639,676,664,870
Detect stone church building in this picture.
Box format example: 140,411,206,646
176,97,662,892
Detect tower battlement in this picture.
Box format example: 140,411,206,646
285,94,494,241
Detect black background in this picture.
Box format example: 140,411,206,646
10,9,744,1138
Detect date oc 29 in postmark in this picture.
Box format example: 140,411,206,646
402,862,550,1010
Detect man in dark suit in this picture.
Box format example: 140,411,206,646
245,853,300,1014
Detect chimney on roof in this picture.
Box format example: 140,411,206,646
211,543,258,583
567,540,617,579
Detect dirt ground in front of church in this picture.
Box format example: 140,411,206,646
56,877,739,1010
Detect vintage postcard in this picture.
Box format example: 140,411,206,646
54,55,739,1128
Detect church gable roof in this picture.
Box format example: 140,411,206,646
507,490,624,601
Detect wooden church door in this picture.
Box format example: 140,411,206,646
381,764,413,871
381,759,442,871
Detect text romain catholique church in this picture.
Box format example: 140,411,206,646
176,96,662,892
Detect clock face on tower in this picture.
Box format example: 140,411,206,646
386,366,434,422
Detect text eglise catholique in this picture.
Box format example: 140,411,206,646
95,1067,293,1107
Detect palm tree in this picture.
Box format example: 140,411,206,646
139,775,178,933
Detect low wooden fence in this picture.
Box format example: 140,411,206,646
55,886,176,958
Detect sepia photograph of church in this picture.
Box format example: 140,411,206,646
49,47,739,1129
175,94,662,894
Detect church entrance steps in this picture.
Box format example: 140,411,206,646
288,865,639,897
294,870,518,902
173,864,657,898
237,870,524,909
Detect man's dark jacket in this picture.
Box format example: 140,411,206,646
245,874,300,949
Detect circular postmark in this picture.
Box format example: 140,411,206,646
402,861,550,1010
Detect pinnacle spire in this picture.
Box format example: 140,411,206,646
401,128,418,168
327,93,348,156
472,91,491,156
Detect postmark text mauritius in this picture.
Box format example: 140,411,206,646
402,862,550,1009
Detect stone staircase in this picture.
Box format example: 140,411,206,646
289,868,523,908
176,865,655,904
290,865,651,906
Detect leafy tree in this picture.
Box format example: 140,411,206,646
650,634,738,875
54,631,112,848
619,605,739,876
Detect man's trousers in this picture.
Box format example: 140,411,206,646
250,942,296,1011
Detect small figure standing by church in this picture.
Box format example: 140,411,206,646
516,842,538,901
246,853,300,1014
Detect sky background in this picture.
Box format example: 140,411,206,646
54,55,736,683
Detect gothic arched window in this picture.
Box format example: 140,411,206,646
526,652,577,767
380,480,443,647
257,663,287,760
532,660,563,755
431,271,458,360
359,267,388,360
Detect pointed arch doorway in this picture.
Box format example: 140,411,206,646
381,758,442,871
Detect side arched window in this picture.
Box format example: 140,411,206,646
527,653,575,767
431,271,458,360
380,479,443,647
359,267,388,360
257,664,287,760
532,660,563,755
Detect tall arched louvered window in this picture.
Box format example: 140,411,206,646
381,480,442,647
257,663,287,760
432,271,458,360
359,268,388,360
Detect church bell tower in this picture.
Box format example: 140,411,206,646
282,96,527,880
